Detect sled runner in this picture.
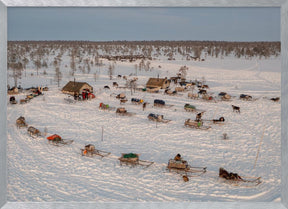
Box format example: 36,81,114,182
118,153,154,168
81,144,111,158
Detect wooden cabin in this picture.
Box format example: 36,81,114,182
62,81,93,95
146,77,170,89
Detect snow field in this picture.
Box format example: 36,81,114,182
7,56,281,202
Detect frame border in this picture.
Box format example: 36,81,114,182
0,1,287,209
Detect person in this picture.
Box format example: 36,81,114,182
74,92,78,100
196,112,204,122
85,91,89,100
174,153,182,161
82,91,86,100
143,102,147,111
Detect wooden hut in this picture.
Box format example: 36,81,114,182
62,81,93,95
146,77,170,89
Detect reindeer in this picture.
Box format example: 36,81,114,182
232,105,240,113
113,82,119,88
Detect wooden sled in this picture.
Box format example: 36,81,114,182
118,153,154,168
81,144,111,158
27,126,41,137
116,108,136,116
184,119,211,130
16,116,28,128
167,159,206,176
219,176,262,187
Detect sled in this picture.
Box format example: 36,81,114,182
20,98,30,104
131,98,144,105
219,176,262,187
16,116,28,128
99,103,115,111
118,153,154,168
27,126,41,137
184,104,197,112
153,100,174,108
47,134,73,146
183,104,204,112
116,93,126,99
203,117,226,125
147,113,171,123
116,108,136,116
81,144,111,158
167,159,207,176
184,119,211,130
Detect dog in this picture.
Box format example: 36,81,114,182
232,105,240,113
120,99,128,104
270,97,280,102
113,82,119,87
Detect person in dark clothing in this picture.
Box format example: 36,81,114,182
85,91,89,100
74,92,78,100
142,102,147,111
196,112,204,122
174,153,182,161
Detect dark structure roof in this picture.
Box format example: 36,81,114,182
62,81,92,93
146,78,170,88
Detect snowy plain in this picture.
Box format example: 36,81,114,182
7,53,281,202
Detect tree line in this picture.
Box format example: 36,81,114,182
7,40,280,88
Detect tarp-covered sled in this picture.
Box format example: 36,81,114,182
47,134,74,146
147,113,171,123
118,153,154,168
131,98,144,104
154,99,173,108
99,103,115,111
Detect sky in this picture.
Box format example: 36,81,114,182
7,7,280,42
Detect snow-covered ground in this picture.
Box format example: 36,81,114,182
7,55,281,202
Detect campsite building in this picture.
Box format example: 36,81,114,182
62,81,93,95
146,78,170,89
